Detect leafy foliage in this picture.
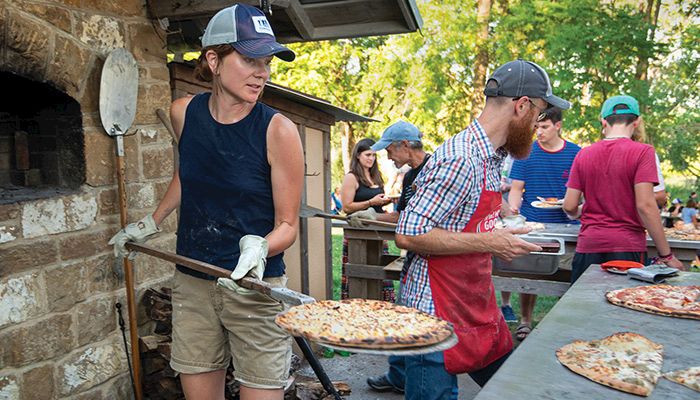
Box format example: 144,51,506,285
270,0,699,186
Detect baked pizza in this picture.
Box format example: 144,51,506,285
663,227,700,242
275,299,453,349
556,332,664,396
664,366,700,393
606,285,700,320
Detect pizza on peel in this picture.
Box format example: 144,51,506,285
606,285,700,320
275,298,453,349
556,332,664,397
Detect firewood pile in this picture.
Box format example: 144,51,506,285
141,287,350,400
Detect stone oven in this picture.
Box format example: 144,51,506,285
0,2,175,398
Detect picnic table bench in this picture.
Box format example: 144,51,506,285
474,266,700,400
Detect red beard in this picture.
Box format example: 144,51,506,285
504,109,536,159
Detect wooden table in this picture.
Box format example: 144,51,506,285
342,223,400,299
474,267,700,400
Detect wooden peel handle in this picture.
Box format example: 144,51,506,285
123,242,273,294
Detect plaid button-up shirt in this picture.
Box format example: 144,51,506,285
396,120,507,314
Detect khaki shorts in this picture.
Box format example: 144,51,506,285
170,270,292,389
558,252,574,270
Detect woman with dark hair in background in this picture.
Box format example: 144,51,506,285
339,138,393,300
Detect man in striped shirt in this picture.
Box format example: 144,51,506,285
501,106,580,340
395,60,570,400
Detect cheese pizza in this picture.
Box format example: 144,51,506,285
556,332,664,396
664,366,700,393
606,285,700,320
275,299,453,349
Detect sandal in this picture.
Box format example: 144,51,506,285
516,323,532,341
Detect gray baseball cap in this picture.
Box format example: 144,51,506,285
201,3,295,62
484,59,570,110
371,120,422,151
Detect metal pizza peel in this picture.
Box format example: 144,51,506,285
321,332,459,356
299,204,397,229
123,243,343,399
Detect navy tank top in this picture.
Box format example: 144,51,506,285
176,93,285,279
354,179,385,213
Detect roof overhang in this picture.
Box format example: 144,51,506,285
265,81,376,122
147,0,423,53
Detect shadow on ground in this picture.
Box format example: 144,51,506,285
297,352,481,400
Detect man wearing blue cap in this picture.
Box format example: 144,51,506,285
361,121,430,394
563,95,685,282
393,59,566,399
347,121,429,228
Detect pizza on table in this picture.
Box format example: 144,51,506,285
664,367,700,393
606,285,700,320
556,332,664,397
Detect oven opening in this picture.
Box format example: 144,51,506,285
0,71,84,204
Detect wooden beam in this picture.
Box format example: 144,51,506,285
149,0,290,19
286,0,314,40
299,124,310,295
323,128,333,300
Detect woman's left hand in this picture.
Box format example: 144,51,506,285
370,193,391,207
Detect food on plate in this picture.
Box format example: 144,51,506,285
531,200,562,209
663,227,700,241
275,298,453,349
606,285,700,320
556,332,663,396
545,197,560,203
526,221,546,231
663,366,700,393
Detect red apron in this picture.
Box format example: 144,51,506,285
427,164,513,374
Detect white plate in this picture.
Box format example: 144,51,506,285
531,201,562,209
604,267,628,275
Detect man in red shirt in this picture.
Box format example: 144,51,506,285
563,95,684,282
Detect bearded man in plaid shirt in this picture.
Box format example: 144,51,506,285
394,60,571,400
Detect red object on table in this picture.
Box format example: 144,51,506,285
600,260,644,271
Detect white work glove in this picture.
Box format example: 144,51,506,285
217,235,268,294
108,215,160,259
347,208,378,228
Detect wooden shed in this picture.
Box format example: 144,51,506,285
169,62,372,300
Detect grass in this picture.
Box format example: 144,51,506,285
331,229,559,329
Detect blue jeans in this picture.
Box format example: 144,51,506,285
403,352,458,400
386,355,405,389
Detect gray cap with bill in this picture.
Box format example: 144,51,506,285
483,59,570,110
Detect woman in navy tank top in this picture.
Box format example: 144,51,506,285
339,139,395,301
108,4,303,400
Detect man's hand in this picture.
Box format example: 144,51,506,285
108,215,160,259
488,228,542,261
217,235,268,294
347,208,378,228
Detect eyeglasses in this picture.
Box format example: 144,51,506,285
513,97,548,122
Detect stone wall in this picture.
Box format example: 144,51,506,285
0,1,177,398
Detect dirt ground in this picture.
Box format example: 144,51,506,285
296,352,481,400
